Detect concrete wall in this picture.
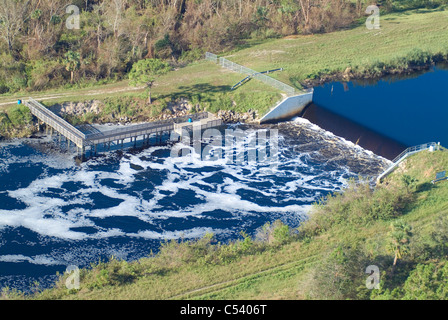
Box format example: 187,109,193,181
260,90,314,124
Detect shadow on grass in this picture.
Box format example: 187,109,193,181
416,182,436,193
387,5,447,16
155,83,231,102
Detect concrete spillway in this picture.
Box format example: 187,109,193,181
302,103,407,160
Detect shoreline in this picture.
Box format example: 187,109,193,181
1,57,446,143
0,110,390,298
302,60,445,88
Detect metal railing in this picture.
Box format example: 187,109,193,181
219,56,296,96
391,142,439,164
206,52,297,96
25,98,86,147
84,112,214,144
377,142,441,183
25,97,222,150
205,52,218,63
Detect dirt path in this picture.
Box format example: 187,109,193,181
166,254,319,300
0,84,146,109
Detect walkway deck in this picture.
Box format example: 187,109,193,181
24,98,223,155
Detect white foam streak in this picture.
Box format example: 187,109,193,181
0,254,60,266
130,227,223,240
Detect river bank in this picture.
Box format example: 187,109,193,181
0,114,390,294
1,51,446,143
2,7,448,140
302,49,448,88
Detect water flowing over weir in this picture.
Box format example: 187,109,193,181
302,103,406,160
0,122,388,292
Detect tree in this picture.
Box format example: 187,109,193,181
306,244,369,300
298,0,314,32
401,174,418,193
387,220,412,267
63,50,81,84
0,0,31,53
128,58,171,104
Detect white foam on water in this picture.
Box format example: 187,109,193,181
0,123,392,293
129,227,224,240
0,254,60,266
0,124,383,248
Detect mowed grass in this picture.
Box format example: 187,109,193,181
0,80,145,109
224,8,448,86
0,61,282,118
152,61,283,115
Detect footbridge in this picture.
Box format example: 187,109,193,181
24,98,222,156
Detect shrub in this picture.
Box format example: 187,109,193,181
0,112,12,131
401,261,448,299
305,243,369,300
372,260,448,300
29,59,65,90
299,179,414,237
179,49,204,64
405,49,433,67
82,257,143,289
256,220,296,245
7,105,33,127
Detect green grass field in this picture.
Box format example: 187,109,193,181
224,7,448,87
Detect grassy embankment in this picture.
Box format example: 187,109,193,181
3,146,447,300
1,7,448,138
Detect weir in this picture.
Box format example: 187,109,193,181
301,103,407,160
24,98,223,157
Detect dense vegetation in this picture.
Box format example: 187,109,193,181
1,0,447,94
2,149,448,300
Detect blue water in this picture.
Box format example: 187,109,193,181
0,122,387,292
313,66,448,147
